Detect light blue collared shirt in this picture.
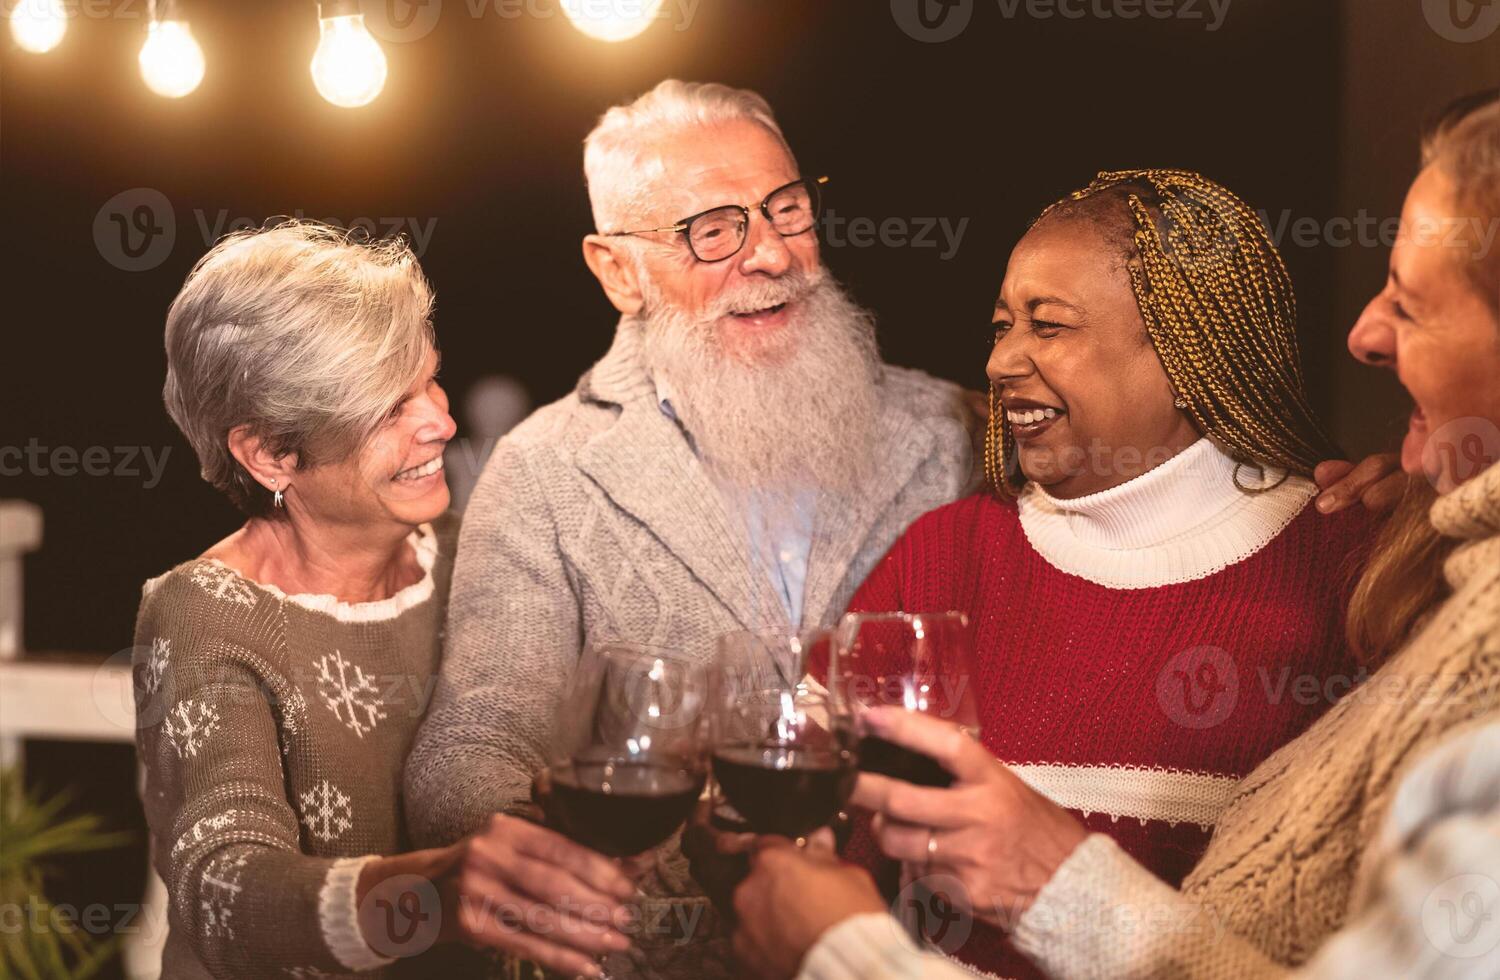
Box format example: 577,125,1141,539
656,383,813,627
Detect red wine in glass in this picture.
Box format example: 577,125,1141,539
711,741,857,839
545,754,707,858
856,733,954,788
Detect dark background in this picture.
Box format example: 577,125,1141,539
3,1,1495,974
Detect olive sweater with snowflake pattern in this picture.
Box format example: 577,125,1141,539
133,517,454,980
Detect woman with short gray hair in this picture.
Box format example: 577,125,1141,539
136,222,638,978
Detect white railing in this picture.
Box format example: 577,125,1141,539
0,499,166,980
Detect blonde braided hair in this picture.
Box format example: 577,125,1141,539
986,168,1340,496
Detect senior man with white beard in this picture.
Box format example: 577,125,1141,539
402,80,980,977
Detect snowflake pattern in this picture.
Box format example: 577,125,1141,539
190,562,258,608
200,853,247,940
298,780,354,842
163,699,222,758
315,650,387,738
143,637,171,694
171,811,237,858
274,686,310,746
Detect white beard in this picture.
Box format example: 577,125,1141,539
636,266,881,496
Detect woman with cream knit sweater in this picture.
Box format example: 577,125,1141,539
730,92,1500,980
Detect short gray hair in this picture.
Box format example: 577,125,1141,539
163,221,436,516
583,79,795,233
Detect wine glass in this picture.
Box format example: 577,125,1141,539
539,642,710,859
831,612,978,942
708,629,857,845
831,611,979,786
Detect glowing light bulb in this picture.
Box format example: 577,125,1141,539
10,0,67,54
139,19,205,98
561,0,664,42
311,11,387,108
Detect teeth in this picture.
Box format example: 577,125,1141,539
395,456,443,481
1006,408,1060,426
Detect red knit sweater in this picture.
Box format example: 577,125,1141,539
841,488,1375,978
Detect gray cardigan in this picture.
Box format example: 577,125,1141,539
403,320,978,977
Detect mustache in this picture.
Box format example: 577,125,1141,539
649,267,819,322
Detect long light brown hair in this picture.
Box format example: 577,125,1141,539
1344,90,1500,664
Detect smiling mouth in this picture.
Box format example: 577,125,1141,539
730,302,788,320
1004,402,1066,438
393,455,444,482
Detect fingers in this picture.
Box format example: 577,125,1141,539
860,707,991,784
503,818,637,901
1315,452,1400,513
490,849,635,927
872,816,948,865
1313,458,1354,490
850,771,972,830
1360,470,1406,513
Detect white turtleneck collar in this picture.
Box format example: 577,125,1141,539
1017,438,1317,589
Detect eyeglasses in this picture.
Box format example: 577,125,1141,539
606,175,829,263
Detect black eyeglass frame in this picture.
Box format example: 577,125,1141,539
604,175,830,263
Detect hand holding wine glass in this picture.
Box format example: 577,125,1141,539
850,706,1088,928
534,642,711,975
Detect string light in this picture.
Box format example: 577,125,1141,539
139,0,205,98
561,0,664,42
310,0,387,108
10,0,67,54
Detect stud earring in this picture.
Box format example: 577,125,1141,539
1173,396,1190,410
271,478,284,509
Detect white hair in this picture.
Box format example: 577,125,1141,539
583,79,796,233
637,268,880,494
162,221,436,516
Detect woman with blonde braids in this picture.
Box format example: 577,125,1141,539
787,168,1384,978
730,95,1500,980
